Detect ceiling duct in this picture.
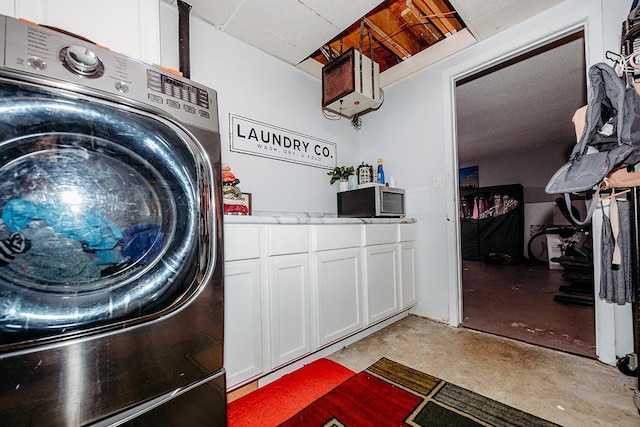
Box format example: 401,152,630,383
321,21,383,119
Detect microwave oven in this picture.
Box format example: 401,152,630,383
337,185,405,218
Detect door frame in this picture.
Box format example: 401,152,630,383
440,15,630,365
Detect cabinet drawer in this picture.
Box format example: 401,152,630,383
363,224,398,246
224,225,261,261
313,225,361,251
268,225,309,255
399,223,416,241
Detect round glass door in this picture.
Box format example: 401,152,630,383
0,133,171,289
0,80,210,343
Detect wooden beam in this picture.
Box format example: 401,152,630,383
374,0,425,53
400,6,440,45
428,0,465,33
363,17,413,59
410,0,462,36
403,4,442,43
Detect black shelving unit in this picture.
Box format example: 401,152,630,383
460,184,524,264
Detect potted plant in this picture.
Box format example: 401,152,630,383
328,166,355,191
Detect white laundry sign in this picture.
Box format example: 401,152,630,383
229,114,336,169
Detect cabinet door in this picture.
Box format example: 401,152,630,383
268,255,311,368
315,248,362,347
224,260,263,389
364,244,399,324
400,241,416,308
224,225,261,261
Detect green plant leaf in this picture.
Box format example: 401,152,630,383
328,166,354,184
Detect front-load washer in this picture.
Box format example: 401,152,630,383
0,14,225,425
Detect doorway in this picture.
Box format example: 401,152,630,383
454,30,596,358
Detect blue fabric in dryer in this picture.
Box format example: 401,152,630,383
2,199,123,250
121,224,164,264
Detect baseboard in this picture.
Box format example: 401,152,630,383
227,380,258,403
256,310,410,388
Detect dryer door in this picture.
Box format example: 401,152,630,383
0,79,213,346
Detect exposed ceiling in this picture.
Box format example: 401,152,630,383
307,0,465,74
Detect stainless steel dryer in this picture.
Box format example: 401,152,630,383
0,15,225,426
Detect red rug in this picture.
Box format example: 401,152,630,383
279,358,561,427
280,366,422,426
227,358,355,426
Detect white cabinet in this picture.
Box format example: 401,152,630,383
314,224,361,251
223,220,415,390
364,243,400,324
224,225,261,262
267,225,311,368
268,225,310,256
363,224,402,324
223,225,263,388
315,247,362,347
224,260,263,388
400,241,416,308
268,254,311,368
312,225,362,347
362,223,398,246
399,223,416,309
7,0,161,63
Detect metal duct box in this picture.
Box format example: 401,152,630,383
322,48,381,118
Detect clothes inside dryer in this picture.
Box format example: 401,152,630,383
0,134,168,286
0,81,206,343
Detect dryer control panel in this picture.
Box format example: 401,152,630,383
0,14,219,133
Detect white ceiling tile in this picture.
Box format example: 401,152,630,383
451,0,563,40
223,0,346,64
299,0,383,28
450,0,511,23
186,0,244,28
296,57,324,77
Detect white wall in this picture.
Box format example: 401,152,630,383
361,70,453,320
160,3,361,215
0,0,161,63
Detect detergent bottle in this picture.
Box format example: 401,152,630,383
377,158,385,184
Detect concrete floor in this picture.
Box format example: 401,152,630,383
327,314,639,427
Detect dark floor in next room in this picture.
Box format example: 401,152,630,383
461,260,596,358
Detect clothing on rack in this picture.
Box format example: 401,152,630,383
460,192,519,220
600,198,634,304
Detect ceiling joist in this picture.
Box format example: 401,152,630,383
363,17,414,60
309,0,465,73
401,5,441,44
410,0,460,36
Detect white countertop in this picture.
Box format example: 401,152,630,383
223,212,416,225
